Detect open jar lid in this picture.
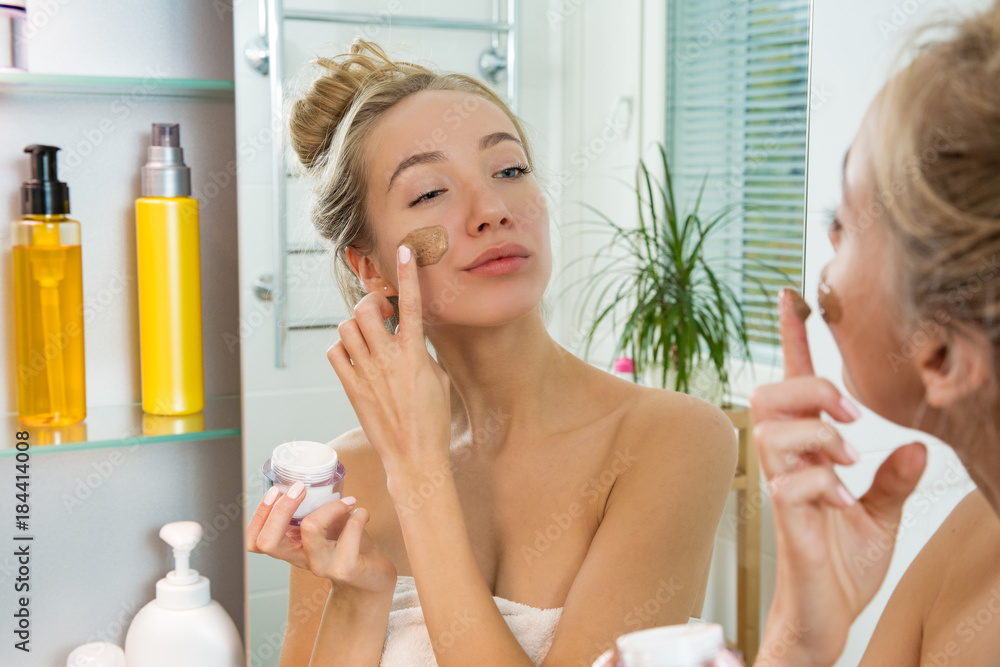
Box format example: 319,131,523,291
271,441,338,484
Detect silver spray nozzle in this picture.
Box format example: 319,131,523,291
152,123,181,148
142,123,191,198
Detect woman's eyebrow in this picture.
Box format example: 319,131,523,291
387,151,446,194
480,131,522,151
386,132,523,194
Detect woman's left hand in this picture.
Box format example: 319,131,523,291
327,244,452,484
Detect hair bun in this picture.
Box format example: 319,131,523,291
288,38,409,170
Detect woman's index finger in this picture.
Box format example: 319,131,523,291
779,287,815,379
395,243,424,345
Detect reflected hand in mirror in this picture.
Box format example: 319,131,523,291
749,289,927,665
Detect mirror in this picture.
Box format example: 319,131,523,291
232,1,984,665
800,0,984,665
231,1,785,664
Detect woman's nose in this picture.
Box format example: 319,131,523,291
465,181,513,235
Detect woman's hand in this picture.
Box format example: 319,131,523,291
246,485,397,596
326,245,452,484
750,289,927,667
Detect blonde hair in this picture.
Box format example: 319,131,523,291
288,38,536,319
871,1,1000,357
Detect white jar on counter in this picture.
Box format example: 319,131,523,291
616,623,730,667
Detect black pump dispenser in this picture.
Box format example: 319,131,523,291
21,145,70,215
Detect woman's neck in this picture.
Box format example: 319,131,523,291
425,310,572,457
925,405,1000,520
954,436,1000,521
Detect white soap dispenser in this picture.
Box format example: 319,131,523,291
125,521,244,667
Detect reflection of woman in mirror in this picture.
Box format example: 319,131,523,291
245,39,738,666
751,3,1000,665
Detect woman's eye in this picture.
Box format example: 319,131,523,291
409,164,531,206
410,189,443,207
823,205,842,238
497,163,532,179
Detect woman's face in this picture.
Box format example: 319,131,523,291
821,96,929,426
363,89,552,327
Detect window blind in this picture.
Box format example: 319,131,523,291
666,0,810,354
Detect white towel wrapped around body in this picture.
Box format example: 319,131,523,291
379,575,563,666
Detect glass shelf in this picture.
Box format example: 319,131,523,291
0,72,235,99
1,395,241,457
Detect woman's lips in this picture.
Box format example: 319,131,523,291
463,255,530,277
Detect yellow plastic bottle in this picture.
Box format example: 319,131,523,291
135,123,204,415
12,145,87,426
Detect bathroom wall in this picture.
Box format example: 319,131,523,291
0,1,244,664
556,0,648,362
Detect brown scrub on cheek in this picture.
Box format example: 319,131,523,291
817,275,843,324
397,225,449,266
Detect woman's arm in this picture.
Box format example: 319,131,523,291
388,392,737,667
278,569,331,667
307,573,395,667
543,394,738,665
388,460,535,666
254,494,396,667
280,570,394,667
251,431,397,667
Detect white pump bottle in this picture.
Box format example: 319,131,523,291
124,521,244,667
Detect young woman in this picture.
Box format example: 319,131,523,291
750,3,1000,665
245,40,737,667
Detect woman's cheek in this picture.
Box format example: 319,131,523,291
417,268,459,324
818,263,864,393
827,269,919,419
817,265,844,326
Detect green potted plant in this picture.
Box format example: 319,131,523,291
568,143,787,405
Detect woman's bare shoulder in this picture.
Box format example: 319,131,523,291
609,383,738,491
622,385,736,453
860,488,1000,666
574,362,737,452
903,487,1000,578
326,427,387,495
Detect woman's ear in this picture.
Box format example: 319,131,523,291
914,321,993,407
345,247,397,296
